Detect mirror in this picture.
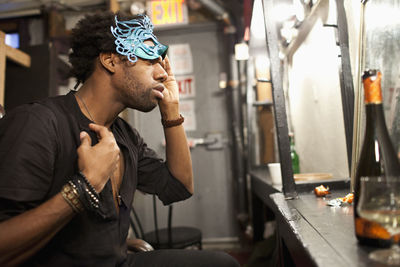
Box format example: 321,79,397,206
248,0,353,188
361,0,400,157
283,0,350,182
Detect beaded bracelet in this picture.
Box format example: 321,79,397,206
78,171,100,209
161,114,184,128
71,173,100,211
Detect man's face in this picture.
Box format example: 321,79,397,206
114,41,167,112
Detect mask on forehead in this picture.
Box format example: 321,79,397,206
110,14,168,63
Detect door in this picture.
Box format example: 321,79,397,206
129,22,238,243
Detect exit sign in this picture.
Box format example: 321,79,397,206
146,0,189,27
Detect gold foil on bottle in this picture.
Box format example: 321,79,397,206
363,71,383,104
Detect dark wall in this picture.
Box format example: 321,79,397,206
5,43,69,111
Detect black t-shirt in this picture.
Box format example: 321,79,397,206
0,91,191,266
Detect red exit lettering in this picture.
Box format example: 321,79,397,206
177,78,193,96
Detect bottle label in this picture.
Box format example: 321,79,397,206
363,71,383,104
355,217,400,242
355,217,390,239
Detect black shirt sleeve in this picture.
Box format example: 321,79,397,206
133,129,192,206
0,104,58,221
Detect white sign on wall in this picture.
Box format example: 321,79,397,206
168,44,193,75
176,75,195,99
180,100,196,131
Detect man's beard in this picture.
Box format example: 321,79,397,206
121,79,158,112
120,65,160,111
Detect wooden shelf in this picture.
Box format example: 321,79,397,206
252,100,273,107
0,31,31,106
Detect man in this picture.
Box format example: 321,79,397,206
0,12,239,267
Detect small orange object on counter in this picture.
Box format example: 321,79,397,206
314,185,331,197
341,193,354,204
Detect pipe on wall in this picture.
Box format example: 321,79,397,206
220,21,249,226
196,0,232,26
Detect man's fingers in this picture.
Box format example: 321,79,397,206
163,56,173,76
89,123,111,139
80,131,92,147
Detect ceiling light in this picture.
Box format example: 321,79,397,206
131,2,145,15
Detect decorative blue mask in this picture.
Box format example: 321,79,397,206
110,14,168,63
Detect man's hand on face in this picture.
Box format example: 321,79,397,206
158,56,181,120
160,56,179,105
77,123,120,193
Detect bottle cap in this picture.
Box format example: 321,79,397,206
362,69,378,80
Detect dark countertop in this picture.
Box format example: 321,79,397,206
250,170,388,267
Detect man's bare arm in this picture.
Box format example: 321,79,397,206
164,123,194,194
0,193,75,266
159,56,194,193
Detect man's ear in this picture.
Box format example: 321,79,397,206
99,52,117,73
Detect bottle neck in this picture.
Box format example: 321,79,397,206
364,103,393,150
289,137,295,149
365,103,386,128
363,71,385,132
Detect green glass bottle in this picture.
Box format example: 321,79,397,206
289,133,300,174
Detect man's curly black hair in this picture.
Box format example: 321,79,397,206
69,11,140,85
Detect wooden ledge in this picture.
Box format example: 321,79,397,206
5,44,31,67
0,30,31,106
0,31,31,67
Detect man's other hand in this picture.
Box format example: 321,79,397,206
77,123,120,192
